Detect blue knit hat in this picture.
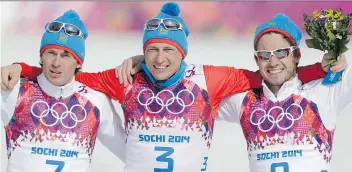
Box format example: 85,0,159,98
254,13,302,48
40,10,88,64
142,2,190,58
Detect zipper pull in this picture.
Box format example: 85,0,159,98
59,88,64,99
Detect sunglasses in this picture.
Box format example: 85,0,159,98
46,21,85,39
254,46,299,61
144,18,184,32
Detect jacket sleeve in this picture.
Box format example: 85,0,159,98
203,65,262,117
308,58,352,116
217,92,247,123
1,80,21,126
75,70,125,102
18,62,125,102
297,62,326,84
332,64,352,113
97,96,126,163
18,62,42,78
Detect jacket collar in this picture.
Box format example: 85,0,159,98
37,73,77,99
262,75,302,101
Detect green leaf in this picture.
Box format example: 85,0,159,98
306,39,325,51
338,45,349,55
306,39,316,48
328,30,336,39
342,39,350,45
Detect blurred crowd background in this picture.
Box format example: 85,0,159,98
2,1,352,38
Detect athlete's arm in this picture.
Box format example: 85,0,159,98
17,62,42,78
97,95,126,162
1,79,21,126
75,70,125,102
203,65,261,117
307,54,351,114
329,54,352,113
296,54,349,83
18,62,125,102
217,92,248,123
297,63,326,84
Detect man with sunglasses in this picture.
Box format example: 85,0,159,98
1,10,125,172
0,3,345,172
217,13,350,172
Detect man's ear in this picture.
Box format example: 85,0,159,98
40,56,44,64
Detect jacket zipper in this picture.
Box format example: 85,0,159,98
59,88,64,99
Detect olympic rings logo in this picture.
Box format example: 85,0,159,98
30,100,87,129
250,103,303,132
137,88,195,114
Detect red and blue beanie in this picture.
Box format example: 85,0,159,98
40,10,88,65
142,2,190,58
254,13,302,48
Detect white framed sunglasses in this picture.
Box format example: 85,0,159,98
46,21,85,39
254,46,299,61
144,18,185,33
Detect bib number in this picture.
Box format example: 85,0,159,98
46,160,65,172
201,157,208,171
271,162,289,172
154,146,208,171
154,146,174,172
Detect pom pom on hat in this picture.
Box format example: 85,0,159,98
161,2,180,16
63,10,81,20
273,13,289,20
55,9,88,39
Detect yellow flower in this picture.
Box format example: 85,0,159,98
313,10,320,20
323,9,334,21
330,17,338,22
334,11,342,19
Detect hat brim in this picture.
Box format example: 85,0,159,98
255,28,296,46
40,44,83,65
144,38,186,58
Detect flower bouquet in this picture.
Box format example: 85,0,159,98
303,9,351,85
